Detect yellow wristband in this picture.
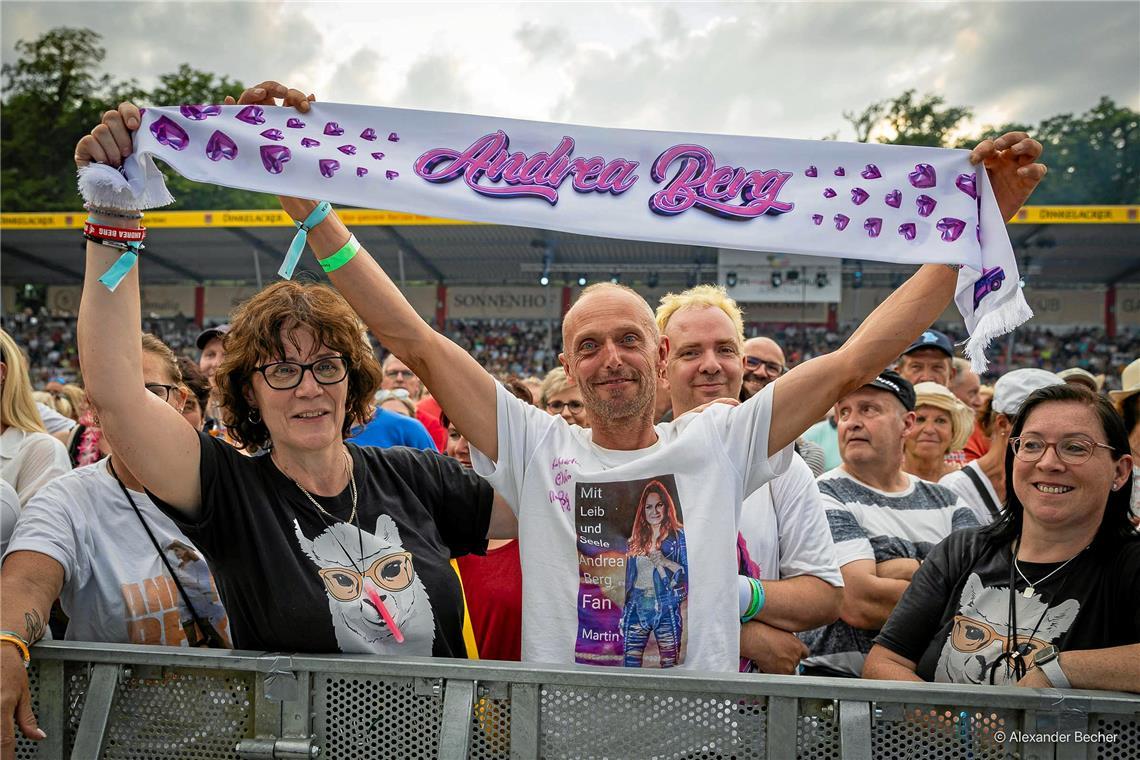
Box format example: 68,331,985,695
0,635,31,666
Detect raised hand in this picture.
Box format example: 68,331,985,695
969,131,1047,222
74,102,143,169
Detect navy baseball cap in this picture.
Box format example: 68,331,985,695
902,329,954,358
864,369,916,411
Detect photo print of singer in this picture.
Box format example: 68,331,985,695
574,475,688,668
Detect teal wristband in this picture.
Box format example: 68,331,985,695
319,234,360,273
279,201,332,279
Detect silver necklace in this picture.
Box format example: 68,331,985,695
278,449,358,524
1013,541,1088,598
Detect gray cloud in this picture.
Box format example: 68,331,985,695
392,54,475,113
514,20,573,62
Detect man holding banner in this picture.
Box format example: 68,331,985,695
72,82,1045,673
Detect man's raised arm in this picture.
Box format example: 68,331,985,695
241,84,502,461
767,132,1046,458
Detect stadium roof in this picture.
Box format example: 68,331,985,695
2,206,1137,288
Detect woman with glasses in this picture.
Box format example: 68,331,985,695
3,335,232,741
539,367,590,428
864,384,1139,691
61,104,515,669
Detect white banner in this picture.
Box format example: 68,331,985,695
83,102,1032,367
718,250,841,303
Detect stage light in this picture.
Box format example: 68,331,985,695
539,273,550,286
577,273,587,286
770,271,782,288
815,270,829,288
725,271,738,288
647,272,659,288
786,269,800,283
610,272,621,284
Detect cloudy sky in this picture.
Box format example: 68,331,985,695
3,1,1137,141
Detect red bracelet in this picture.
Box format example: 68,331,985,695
83,221,146,242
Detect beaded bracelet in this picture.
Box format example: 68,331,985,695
83,202,144,220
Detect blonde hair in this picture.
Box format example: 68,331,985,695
540,367,574,406
0,328,47,433
141,333,183,385
655,285,745,344
33,391,74,420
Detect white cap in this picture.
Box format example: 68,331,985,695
992,369,1065,416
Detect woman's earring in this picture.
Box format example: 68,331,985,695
248,408,262,424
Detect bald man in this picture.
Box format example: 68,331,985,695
303,128,1044,671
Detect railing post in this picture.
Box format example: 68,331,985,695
34,660,66,759
69,663,121,760
509,682,540,760
838,699,872,760
438,678,476,760
767,696,797,760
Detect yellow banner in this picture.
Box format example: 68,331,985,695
0,209,475,229
1010,206,1139,224
2,206,1136,229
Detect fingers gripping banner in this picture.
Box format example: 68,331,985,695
79,102,1031,368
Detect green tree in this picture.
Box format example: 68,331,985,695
976,98,1139,204
844,89,973,147
1,29,275,211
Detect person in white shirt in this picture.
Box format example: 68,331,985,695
801,371,980,677
0,480,19,556
655,285,842,675
237,84,1042,670
0,329,71,507
940,368,1065,524
2,335,230,749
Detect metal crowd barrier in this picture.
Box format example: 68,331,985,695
13,640,1139,760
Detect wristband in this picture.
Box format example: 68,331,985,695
84,234,143,292
84,221,146,242
740,577,765,623
84,203,144,220
279,201,332,279
0,634,31,667
318,235,360,273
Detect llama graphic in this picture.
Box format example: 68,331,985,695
936,573,1079,685
294,516,435,655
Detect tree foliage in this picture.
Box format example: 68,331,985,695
844,89,973,147
0,28,273,211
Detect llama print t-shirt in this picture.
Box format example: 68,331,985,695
875,528,1140,685
152,433,494,656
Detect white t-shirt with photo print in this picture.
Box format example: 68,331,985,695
470,381,791,673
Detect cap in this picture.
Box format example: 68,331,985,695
864,369,916,411
1109,358,1140,405
195,324,229,351
992,368,1064,416
903,329,954,358
1057,367,1100,392
912,382,975,451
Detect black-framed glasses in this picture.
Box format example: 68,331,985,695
255,356,349,390
1010,435,1114,465
547,400,585,413
145,383,180,402
744,356,785,376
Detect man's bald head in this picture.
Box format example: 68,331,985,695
562,283,658,348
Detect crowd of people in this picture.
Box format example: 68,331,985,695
6,314,1138,395
1,83,1138,754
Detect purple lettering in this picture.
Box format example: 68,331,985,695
649,143,795,219
415,131,640,205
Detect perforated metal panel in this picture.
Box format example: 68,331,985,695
13,661,41,760
469,693,511,759
539,685,767,759
61,664,251,759
1093,714,1140,760
796,698,841,760
314,674,444,759
871,705,1015,760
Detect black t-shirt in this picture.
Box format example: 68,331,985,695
152,433,493,657
875,527,1140,685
